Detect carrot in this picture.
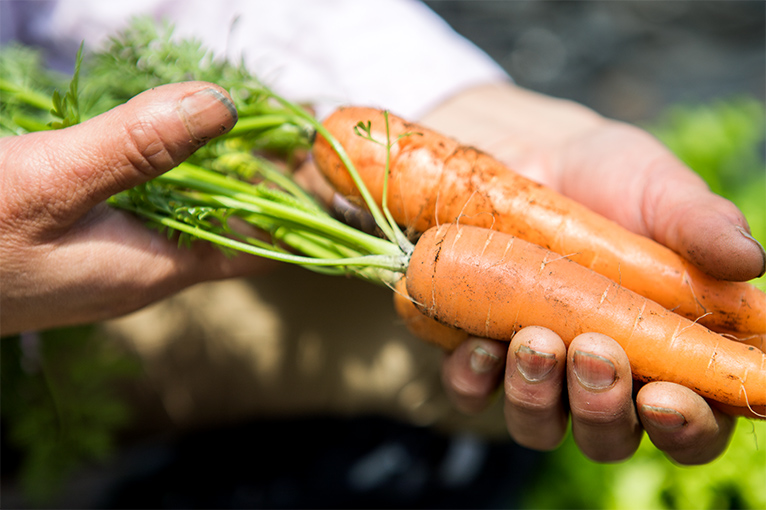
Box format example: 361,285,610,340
393,278,468,350
718,331,766,353
395,289,765,355
403,223,766,417
312,106,766,336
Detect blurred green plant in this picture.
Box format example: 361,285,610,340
522,420,766,510
522,96,766,510
0,327,139,504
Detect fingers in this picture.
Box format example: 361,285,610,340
566,333,643,462
637,382,736,465
1,82,237,230
441,337,506,414
503,326,568,451
645,180,766,281
442,329,733,465
635,140,765,281
559,122,765,281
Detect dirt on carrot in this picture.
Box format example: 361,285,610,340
393,278,468,351
403,223,766,417
312,106,766,336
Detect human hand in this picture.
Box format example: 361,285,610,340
442,331,736,464
421,82,761,464
0,82,268,336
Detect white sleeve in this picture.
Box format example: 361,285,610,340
45,0,510,119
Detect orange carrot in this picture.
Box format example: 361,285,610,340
312,107,766,335
403,223,766,417
393,278,468,351
718,330,766,353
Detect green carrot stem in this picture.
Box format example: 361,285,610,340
219,154,320,210
118,204,407,272
208,193,401,257
380,111,415,254
0,78,52,111
270,96,400,245
222,114,296,137
16,116,52,132
158,165,401,257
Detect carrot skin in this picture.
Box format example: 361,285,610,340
717,330,766,354
313,107,766,335
405,224,766,416
393,278,468,351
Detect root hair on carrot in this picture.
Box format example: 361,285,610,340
392,280,425,309
488,237,516,269
682,269,708,316
455,189,481,226
678,312,713,337
433,188,442,229
453,190,498,233
742,384,766,419
541,251,583,268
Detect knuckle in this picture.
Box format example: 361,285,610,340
449,377,489,402
504,387,556,416
122,116,187,179
573,407,629,429
510,430,561,452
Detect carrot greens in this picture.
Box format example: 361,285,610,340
0,18,411,284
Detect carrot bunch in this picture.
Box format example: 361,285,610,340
6,23,763,418
311,106,766,418
313,107,765,336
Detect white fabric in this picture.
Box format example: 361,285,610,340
41,0,509,119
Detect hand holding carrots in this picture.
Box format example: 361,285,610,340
0,82,267,336
443,331,736,464
313,82,764,464
422,83,759,464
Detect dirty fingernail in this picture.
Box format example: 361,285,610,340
515,345,557,382
470,346,502,374
641,405,687,430
181,87,238,143
737,226,766,277
572,350,616,390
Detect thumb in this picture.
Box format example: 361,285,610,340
5,81,237,227
559,123,766,282
656,193,766,282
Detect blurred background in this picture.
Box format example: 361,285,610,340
2,1,765,509
427,0,765,123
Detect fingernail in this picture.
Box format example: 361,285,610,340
180,88,238,143
641,405,686,430
572,350,616,390
514,345,557,382
737,226,766,277
470,346,502,374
